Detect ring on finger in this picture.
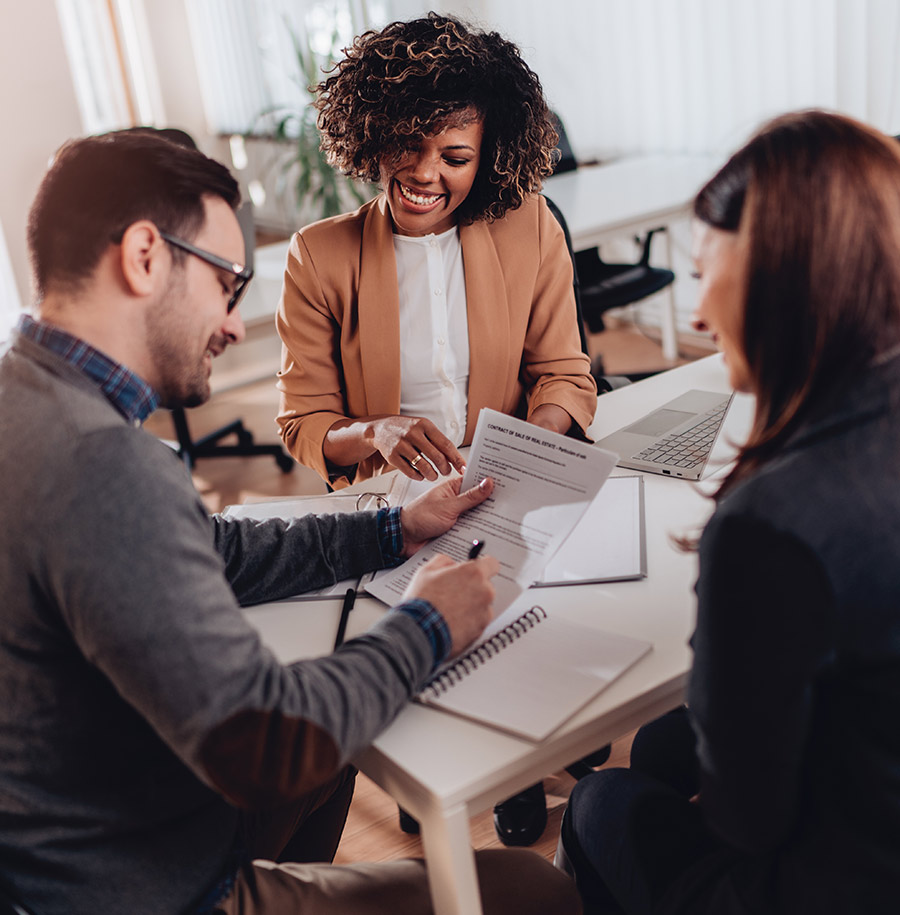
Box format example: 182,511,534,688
409,452,424,469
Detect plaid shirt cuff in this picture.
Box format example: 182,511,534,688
377,506,405,566
395,598,452,669
376,508,451,667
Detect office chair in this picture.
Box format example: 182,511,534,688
543,195,630,392
169,403,294,473
542,195,590,358
551,115,676,334
127,126,294,474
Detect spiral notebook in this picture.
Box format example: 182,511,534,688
416,605,652,741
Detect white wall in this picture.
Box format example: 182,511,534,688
0,0,83,313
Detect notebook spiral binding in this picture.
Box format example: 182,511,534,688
421,606,548,699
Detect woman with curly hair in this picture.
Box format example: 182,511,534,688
275,12,596,490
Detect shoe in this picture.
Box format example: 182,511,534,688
581,744,611,767
398,806,420,835
565,743,613,781
493,782,547,847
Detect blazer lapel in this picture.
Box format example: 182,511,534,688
358,196,402,415
461,221,510,440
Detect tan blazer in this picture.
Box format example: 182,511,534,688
276,193,597,487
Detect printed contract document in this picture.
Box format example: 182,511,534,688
366,409,618,614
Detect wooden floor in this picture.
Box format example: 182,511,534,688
143,316,712,863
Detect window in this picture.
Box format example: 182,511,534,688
486,0,900,159
55,0,164,132
184,0,391,136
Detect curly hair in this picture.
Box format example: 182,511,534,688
314,12,558,222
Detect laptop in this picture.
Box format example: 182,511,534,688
594,390,733,480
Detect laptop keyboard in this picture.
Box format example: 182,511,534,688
632,401,729,468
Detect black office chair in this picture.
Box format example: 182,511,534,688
551,115,676,335
542,195,590,358
170,403,294,473
126,126,294,474
543,195,630,393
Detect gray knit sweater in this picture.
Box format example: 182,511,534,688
0,334,434,913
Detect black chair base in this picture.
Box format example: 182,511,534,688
171,407,294,473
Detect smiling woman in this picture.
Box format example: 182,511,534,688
273,11,599,850
379,113,484,237
275,12,597,494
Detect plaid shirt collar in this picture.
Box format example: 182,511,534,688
18,314,160,424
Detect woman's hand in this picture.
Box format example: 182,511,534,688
325,414,466,481
370,415,466,480
400,476,494,555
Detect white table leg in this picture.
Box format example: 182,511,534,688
660,230,679,362
420,802,483,915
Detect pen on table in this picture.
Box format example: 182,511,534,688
468,539,485,560
333,585,357,650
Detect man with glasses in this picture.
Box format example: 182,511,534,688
0,132,579,914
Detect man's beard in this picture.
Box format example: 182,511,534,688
144,274,212,409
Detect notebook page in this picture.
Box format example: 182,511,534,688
418,611,651,742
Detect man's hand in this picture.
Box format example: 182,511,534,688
402,553,500,656
400,476,494,556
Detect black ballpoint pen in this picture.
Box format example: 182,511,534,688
333,586,357,650
468,539,485,560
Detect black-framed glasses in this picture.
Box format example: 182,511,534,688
159,230,253,313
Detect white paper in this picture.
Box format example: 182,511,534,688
366,409,618,615
220,492,363,521
536,475,646,585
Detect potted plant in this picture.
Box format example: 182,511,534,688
252,21,373,224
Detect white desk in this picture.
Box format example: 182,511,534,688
243,355,753,915
543,155,717,361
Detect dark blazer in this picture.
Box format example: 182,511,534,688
679,356,900,914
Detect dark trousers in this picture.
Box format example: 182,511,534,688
238,764,358,865
561,707,722,914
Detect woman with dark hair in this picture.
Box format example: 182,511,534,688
557,110,900,913
275,12,596,490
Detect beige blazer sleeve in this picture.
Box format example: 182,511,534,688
276,195,596,488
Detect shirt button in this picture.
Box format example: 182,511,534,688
451,421,459,429
437,336,445,345
444,380,453,389
434,288,442,296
